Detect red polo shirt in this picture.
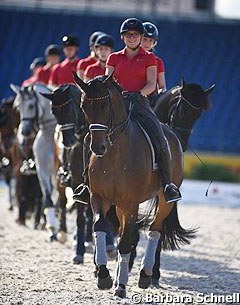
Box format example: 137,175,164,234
49,57,80,85
77,55,97,72
156,57,165,73
106,47,156,92
35,64,52,85
84,61,105,79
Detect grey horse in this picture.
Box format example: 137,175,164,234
11,83,60,241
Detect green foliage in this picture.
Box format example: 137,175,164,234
187,163,240,182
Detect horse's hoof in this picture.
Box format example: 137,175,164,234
98,275,113,290
151,277,160,288
49,233,58,242
114,284,126,298
97,265,113,290
57,231,67,244
8,205,13,211
73,255,84,264
138,269,151,289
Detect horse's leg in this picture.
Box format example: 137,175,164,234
128,224,140,272
92,196,112,290
73,203,86,264
138,192,174,289
56,185,68,243
33,134,59,241
85,205,94,253
151,239,162,287
114,206,138,298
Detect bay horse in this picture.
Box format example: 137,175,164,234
74,73,196,298
42,84,117,263
10,83,66,241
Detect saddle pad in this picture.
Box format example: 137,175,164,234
136,122,158,171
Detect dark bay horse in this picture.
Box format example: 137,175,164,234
0,96,42,228
41,84,91,262
0,96,19,210
128,78,215,285
74,73,196,298
154,78,215,151
42,84,117,263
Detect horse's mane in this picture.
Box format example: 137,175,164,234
87,75,124,94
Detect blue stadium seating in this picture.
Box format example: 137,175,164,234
0,8,239,153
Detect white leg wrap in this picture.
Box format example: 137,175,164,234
117,253,131,286
141,231,161,276
94,231,107,266
44,207,59,231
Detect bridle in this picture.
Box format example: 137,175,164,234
20,89,55,131
53,98,86,140
20,90,40,133
85,90,131,147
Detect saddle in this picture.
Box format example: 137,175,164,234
136,121,158,171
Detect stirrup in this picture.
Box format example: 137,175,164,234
73,184,90,205
164,183,182,203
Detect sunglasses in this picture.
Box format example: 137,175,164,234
124,32,141,38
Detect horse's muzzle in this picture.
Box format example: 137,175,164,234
90,143,107,157
21,121,35,137
62,129,78,148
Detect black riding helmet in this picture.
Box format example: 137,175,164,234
89,31,105,48
29,57,46,70
143,22,159,40
44,44,61,57
120,18,144,35
95,34,114,49
62,35,79,47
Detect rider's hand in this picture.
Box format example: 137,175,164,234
127,92,143,104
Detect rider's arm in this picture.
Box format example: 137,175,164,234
105,65,114,76
48,65,59,88
139,65,157,97
76,60,85,80
157,72,167,93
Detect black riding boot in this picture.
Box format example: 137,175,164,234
73,134,90,205
158,145,182,203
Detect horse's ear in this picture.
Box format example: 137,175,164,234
73,72,89,93
10,84,21,95
180,76,186,88
205,84,216,96
40,92,54,101
103,72,114,85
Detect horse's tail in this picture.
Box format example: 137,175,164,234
161,204,198,251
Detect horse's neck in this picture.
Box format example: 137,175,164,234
110,85,128,126
37,94,56,126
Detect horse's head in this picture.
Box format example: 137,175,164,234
41,84,84,148
74,72,125,157
10,84,42,138
0,96,19,152
172,77,215,130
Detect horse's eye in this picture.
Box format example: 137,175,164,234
28,104,34,110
